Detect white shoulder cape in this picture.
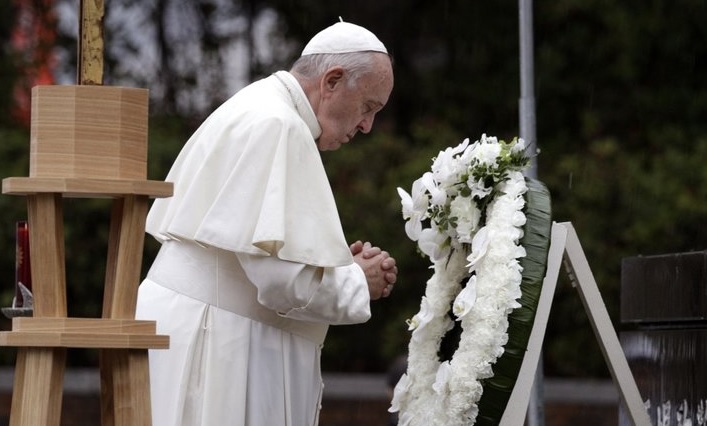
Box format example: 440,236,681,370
146,71,353,268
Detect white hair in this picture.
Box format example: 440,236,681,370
290,51,388,88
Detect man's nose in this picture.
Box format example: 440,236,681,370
358,116,374,134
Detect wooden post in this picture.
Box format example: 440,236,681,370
101,194,152,426
9,193,68,426
78,0,105,85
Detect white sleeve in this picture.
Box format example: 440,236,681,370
235,253,372,325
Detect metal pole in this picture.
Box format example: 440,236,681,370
519,0,544,425
519,0,538,179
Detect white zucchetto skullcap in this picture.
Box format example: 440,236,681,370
301,17,387,56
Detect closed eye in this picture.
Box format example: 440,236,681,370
364,101,383,115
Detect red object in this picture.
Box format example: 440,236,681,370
14,221,31,307
10,0,57,126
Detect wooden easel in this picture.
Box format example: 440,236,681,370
0,2,171,425
499,222,651,426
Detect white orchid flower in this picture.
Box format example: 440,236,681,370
418,228,450,262
407,296,439,343
397,178,430,241
453,275,477,319
432,138,470,189
432,139,469,176
420,172,446,206
460,139,479,162
466,226,490,272
389,373,410,413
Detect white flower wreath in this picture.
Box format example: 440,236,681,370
391,134,530,426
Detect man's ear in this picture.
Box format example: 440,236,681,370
322,67,345,92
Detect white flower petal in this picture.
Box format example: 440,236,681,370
397,187,413,218
418,228,450,262
452,275,477,318
404,218,423,241
407,297,432,332
389,373,410,412
511,137,526,153
466,226,490,271
421,172,446,206
432,361,452,395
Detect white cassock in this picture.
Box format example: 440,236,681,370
135,71,371,426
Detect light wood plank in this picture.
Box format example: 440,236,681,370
9,348,66,426
27,194,67,317
103,198,124,319
103,195,149,319
3,177,173,198
12,317,158,334
101,350,152,426
0,331,169,349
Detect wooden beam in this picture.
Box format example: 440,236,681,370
12,317,159,334
0,331,168,349
27,194,67,317
78,0,105,85
9,348,66,426
103,196,150,319
3,177,173,199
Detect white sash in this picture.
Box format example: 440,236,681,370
146,241,329,345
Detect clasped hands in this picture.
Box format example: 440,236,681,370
350,240,398,300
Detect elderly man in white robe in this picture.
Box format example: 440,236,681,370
135,20,398,426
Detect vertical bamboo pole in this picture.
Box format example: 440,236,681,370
78,0,105,85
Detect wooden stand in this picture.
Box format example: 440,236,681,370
0,3,172,424
0,86,172,425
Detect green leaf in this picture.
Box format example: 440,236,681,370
475,178,552,425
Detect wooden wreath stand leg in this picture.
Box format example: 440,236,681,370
100,195,152,425
1,189,169,426
11,193,67,425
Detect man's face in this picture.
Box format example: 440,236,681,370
315,55,394,151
